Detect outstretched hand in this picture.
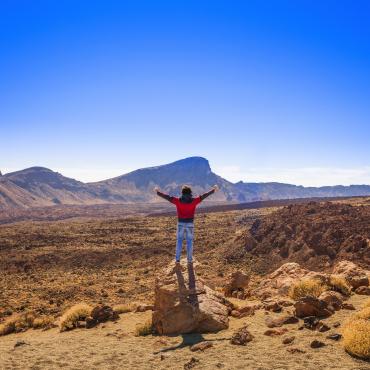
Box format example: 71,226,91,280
212,184,219,192
153,186,160,193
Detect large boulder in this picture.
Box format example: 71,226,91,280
333,260,369,289
152,261,229,335
294,296,332,318
253,262,329,299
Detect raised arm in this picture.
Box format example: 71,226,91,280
153,187,174,203
200,185,219,201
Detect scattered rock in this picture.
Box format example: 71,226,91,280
190,341,213,352
294,296,332,318
224,271,249,298
91,305,119,323
14,340,28,348
230,325,254,345
135,304,154,312
355,286,370,295
282,336,295,344
341,303,355,310
302,316,330,332
327,333,342,341
263,299,283,312
287,347,306,354
318,291,343,311
317,322,330,332
303,316,320,330
265,315,299,328
230,310,241,318
333,321,341,328
86,316,97,329
333,261,369,289
264,328,288,336
184,357,200,370
237,303,260,317
310,340,326,348
152,261,229,335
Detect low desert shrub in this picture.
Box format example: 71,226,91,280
33,315,55,329
135,319,154,336
342,318,370,359
289,278,326,300
113,303,135,314
59,303,92,332
0,312,50,336
328,275,351,296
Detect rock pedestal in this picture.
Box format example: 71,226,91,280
152,261,229,335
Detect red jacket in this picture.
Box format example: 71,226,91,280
156,189,215,222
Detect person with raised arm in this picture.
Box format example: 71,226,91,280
154,184,219,263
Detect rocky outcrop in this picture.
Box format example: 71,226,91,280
253,262,329,299
333,261,369,289
152,261,229,335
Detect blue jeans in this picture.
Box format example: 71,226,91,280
176,222,194,262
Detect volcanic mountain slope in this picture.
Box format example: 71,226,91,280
1,157,370,209
90,157,249,202
226,201,370,272
0,167,104,209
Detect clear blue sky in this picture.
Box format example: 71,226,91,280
1,0,369,186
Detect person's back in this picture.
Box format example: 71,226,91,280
154,184,219,262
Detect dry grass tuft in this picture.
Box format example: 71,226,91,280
352,307,370,321
362,298,370,309
342,318,370,360
289,278,326,300
113,303,135,314
0,312,54,336
135,319,154,336
328,275,352,296
33,316,56,329
59,303,92,332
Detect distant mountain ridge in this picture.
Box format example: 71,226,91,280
1,157,370,209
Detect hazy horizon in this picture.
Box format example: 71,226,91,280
1,1,369,187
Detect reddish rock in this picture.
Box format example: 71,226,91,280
355,286,370,295
91,305,119,323
230,310,241,318
230,326,254,345
294,296,332,318
341,302,355,310
263,300,283,312
310,340,326,348
264,328,288,336
190,341,213,352
237,303,260,317
318,291,343,311
265,315,299,328
282,336,295,344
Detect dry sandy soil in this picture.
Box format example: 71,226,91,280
1,197,369,369
0,295,369,370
